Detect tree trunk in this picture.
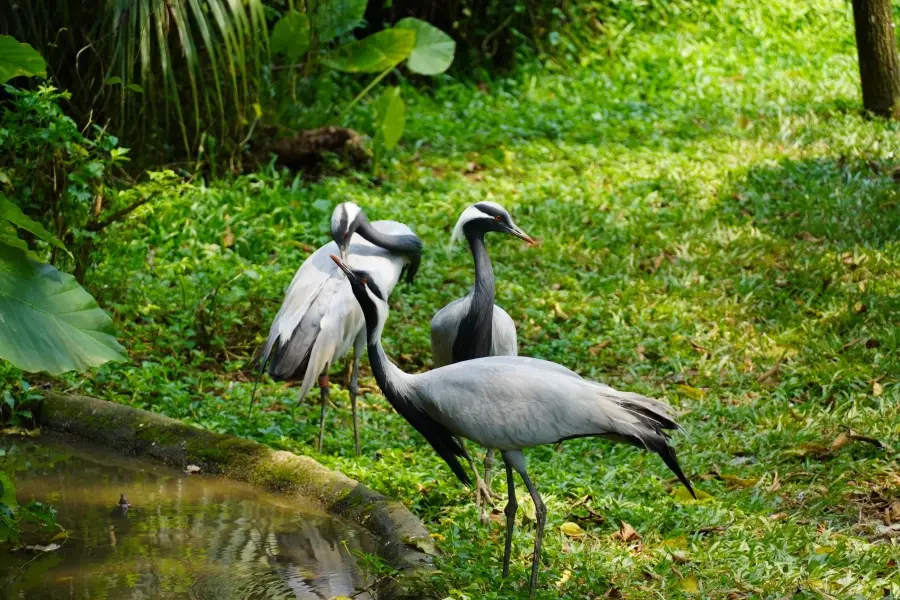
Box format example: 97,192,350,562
851,0,900,119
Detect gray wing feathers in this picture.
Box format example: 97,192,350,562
263,220,410,390
413,357,677,451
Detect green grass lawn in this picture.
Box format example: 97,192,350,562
6,0,900,597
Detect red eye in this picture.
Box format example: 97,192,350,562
495,215,502,221
360,277,367,285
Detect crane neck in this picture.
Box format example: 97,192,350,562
467,229,495,300
451,228,495,361
356,217,422,282
359,299,411,402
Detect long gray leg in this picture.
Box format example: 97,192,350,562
349,349,362,456
462,442,494,524
484,448,495,491
501,453,517,578
316,373,330,451
507,450,545,598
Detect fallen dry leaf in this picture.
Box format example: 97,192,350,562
795,231,822,242
222,225,234,248
677,385,706,400
560,522,586,538
672,486,714,504
679,575,700,593
768,472,782,492
718,473,759,489
555,569,572,588
553,302,569,320
873,381,884,397
757,351,787,384
785,443,831,459
874,523,900,540
831,432,851,451
611,521,641,543
589,340,612,355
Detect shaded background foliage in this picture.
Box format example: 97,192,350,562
2,0,900,596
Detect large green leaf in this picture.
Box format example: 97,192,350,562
0,248,126,375
374,87,406,150
394,18,456,75
0,472,16,510
314,0,367,43
322,29,415,73
0,194,69,257
0,35,46,83
270,10,310,63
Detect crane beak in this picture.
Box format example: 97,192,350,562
509,226,537,246
330,254,354,278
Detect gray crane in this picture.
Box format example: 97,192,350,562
253,202,421,454
430,201,534,520
330,254,695,598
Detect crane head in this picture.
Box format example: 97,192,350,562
450,201,536,249
330,254,387,338
330,202,364,261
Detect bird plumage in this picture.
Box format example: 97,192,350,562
263,221,413,394
430,202,535,517
258,205,420,454
430,296,517,367
331,254,694,596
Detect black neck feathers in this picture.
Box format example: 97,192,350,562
450,224,495,362
357,217,422,282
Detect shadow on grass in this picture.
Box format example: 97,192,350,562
721,156,900,251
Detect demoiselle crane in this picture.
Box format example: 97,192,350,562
254,202,422,455
330,254,695,597
430,201,535,520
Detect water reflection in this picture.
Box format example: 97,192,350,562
0,435,375,600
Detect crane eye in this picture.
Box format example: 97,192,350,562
494,215,502,221
360,276,367,285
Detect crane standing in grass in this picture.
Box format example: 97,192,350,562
331,254,695,598
253,202,422,455
430,201,535,521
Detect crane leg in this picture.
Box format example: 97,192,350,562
463,444,495,524
348,352,361,456
484,448,496,494
501,455,517,579
506,450,545,598
316,374,330,451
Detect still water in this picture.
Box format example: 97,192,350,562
0,434,376,599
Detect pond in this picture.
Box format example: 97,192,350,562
0,433,377,599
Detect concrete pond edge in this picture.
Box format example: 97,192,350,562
35,392,438,600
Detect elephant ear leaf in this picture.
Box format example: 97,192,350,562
0,248,126,375
322,29,415,73
270,10,310,63
394,18,455,75
0,35,46,84
373,86,406,151
0,194,70,257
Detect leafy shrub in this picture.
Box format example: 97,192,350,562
0,85,130,279
0,0,268,157
0,37,125,376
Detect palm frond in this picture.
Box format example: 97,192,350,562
0,0,271,156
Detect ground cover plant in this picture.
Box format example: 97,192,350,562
2,0,900,597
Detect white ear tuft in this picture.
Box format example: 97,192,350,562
449,204,489,250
